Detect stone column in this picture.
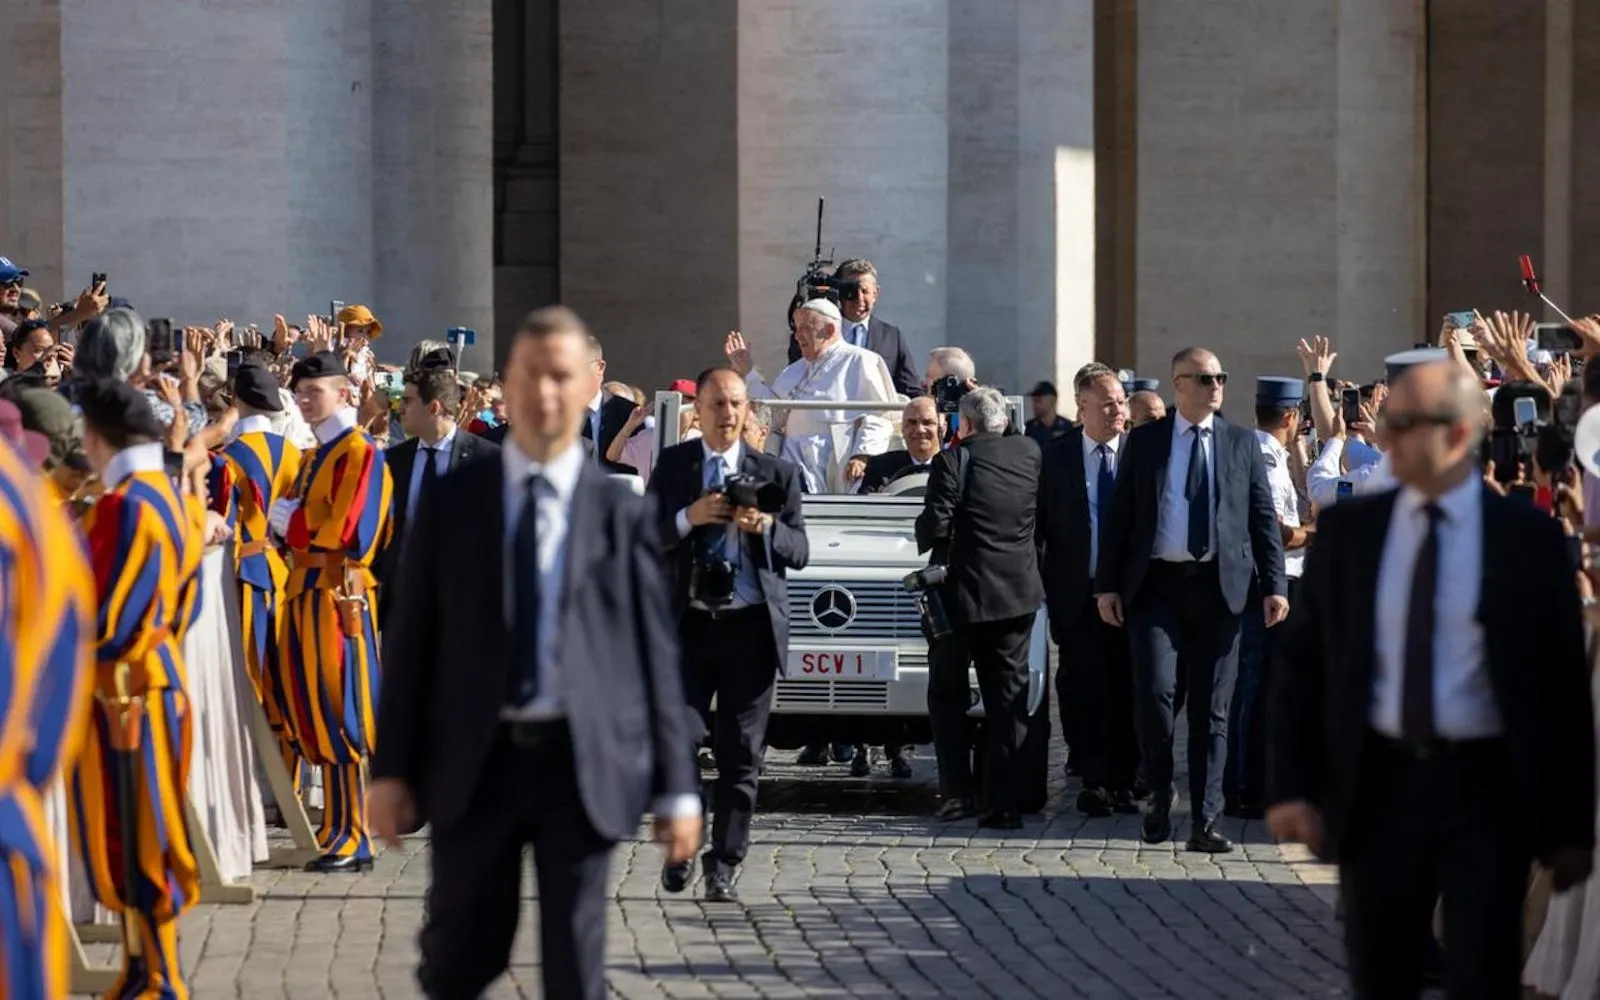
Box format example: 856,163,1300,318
372,0,495,367
0,0,65,301
737,0,949,381
558,0,740,387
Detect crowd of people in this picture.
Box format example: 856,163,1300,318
1,241,1599,1000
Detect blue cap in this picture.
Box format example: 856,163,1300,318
1384,347,1449,383
1255,376,1304,407
0,256,29,283
1128,377,1160,393
108,296,133,310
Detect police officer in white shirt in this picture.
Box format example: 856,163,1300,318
1225,377,1313,817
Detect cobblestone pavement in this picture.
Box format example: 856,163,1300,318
81,738,1346,999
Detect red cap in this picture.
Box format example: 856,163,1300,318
668,378,697,398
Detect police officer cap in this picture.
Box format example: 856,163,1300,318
76,377,164,442
1255,376,1304,407
233,363,284,412
289,351,349,389
1128,377,1161,393
1029,380,1057,398
1384,347,1449,383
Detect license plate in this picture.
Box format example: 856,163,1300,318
787,648,898,680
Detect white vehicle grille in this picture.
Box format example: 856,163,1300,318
772,650,928,712
788,580,923,639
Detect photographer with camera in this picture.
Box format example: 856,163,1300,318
914,386,1043,829
650,366,808,903
787,258,921,398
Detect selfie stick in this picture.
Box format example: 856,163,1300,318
1520,254,1578,324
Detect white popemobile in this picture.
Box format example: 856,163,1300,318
651,391,1053,811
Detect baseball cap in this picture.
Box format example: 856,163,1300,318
668,378,697,398
1029,381,1057,398
0,257,29,284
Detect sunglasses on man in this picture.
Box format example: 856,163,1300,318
1176,371,1229,388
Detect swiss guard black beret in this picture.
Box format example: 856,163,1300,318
416,346,455,370
76,377,164,442
289,351,349,389
232,363,284,412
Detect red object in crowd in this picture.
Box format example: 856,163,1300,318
1536,485,1554,513
1520,254,1542,294
466,418,490,435
668,378,697,398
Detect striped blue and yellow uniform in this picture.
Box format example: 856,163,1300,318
280,426,392,861
209,430,303,788
0,438,95,1000
69,458,207,1000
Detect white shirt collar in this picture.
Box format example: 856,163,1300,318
701,436,744,471
1174,410,1216,436
102,442,166,489
1083,430,1121,457
1396,472,1480,526
314,407,358,445
908,448,938,466
587,389,604,414
419,423,458,451
503,437,585,503
230,414,274,441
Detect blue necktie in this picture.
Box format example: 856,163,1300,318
1185,426,1210,560
1095,443,1114,523
706,459,731,561
509,474,543,706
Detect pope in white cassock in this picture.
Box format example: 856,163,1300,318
725,298,899,493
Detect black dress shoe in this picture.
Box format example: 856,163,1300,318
704,872,738,903
304,854,373,874
850,751,871,777
1141,808,1172,844
661,858,694,894
1186,822,1234,854
935,798,977,821
888,754,913,780
1131,777,1152,800
1076,787,1113,818
1110,789,1141,815
978,810,1024,830
795,744,829,766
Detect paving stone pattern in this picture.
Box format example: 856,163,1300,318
81,734,1348,998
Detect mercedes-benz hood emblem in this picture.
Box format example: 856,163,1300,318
809,585,858,633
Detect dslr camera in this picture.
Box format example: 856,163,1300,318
931,375,970,415
901,564,953,642
688,472,787,607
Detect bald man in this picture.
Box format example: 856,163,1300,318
855,396,942,494
1129,391,1165,427
1269,360,1594,997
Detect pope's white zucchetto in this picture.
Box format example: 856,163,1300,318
798,298,843,325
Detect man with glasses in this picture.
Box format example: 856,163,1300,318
1093,347,1287,853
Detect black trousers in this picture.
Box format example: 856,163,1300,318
1054,590,1139,792
681,606,778,876
929,614,1035,813
1125,561,1241,823
1226,576,1301,807
418,722,613,1000
1341,732,1528,999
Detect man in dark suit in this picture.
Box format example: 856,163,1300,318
369,306,701,1000
1037,363,1139,818
1268,357,1595,998
1094,347,1286,853
580,335,642,473
787,258,922,398
857,396,941,495
374,367,499,626
650,366,808,902
916,386,1043,828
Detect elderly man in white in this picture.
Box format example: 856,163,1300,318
725,298,897,492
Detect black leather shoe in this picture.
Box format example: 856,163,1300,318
795,744,829,766
1076,787,1113,818
304,854,373,874
1186,822,1234,854
935,797,977,821
850,750,871,777
1131,777,1152,800
1110,789,1141,815
1140,810,1172,844
661,858,694,894
888,753,913,780
704,872,738,903
978,810,1024,830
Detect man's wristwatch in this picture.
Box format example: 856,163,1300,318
1307,371,1325,383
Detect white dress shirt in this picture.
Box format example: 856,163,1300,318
228,413,274,443
673,439,766,609
1255,429,1304,579
1307,436,1395,509
501,438,702,820
1083,432,1120,576
1153,412,1218,562
745,338,896,493
1370,477,1502,739
405,425,457,520
102,442,167,489
585,389,604,451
